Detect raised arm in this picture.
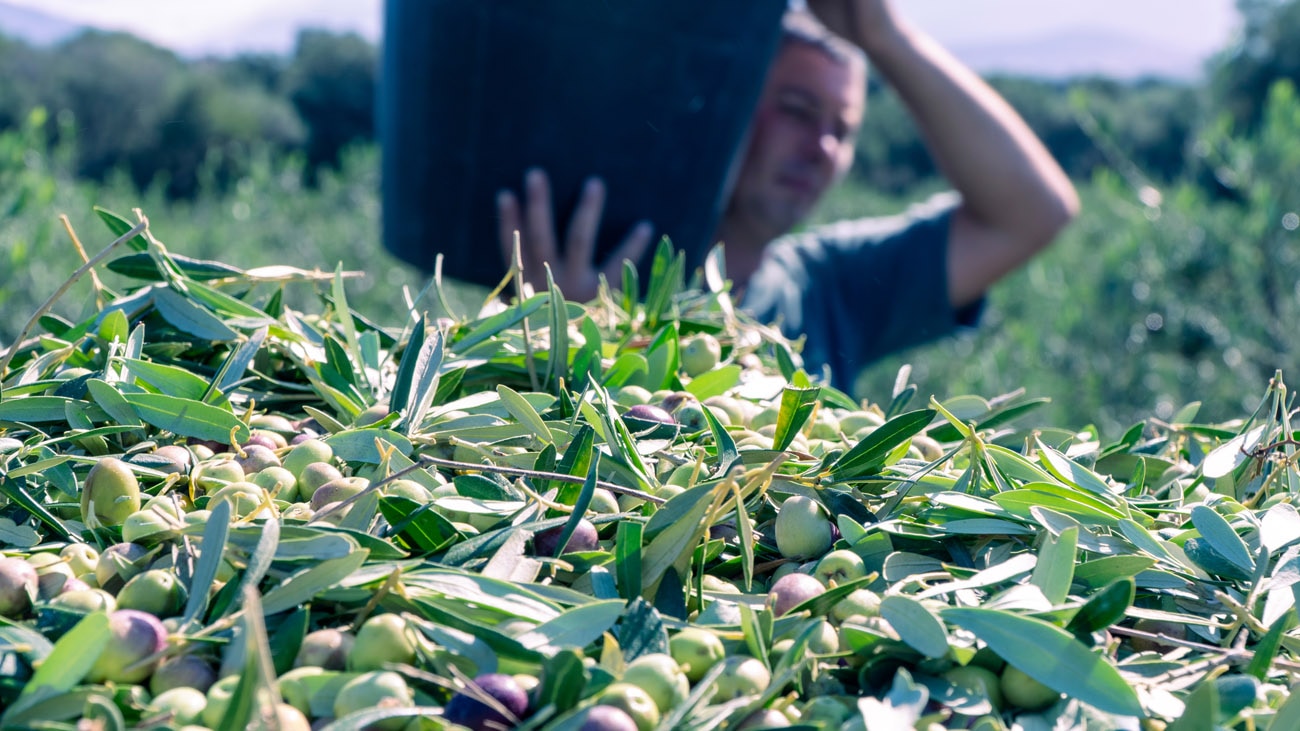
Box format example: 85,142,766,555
809,0,1079,308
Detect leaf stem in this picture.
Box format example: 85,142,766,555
416,454,663,504
0,219,148,380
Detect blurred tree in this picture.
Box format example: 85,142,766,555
1211,0,1300,131
151,74,305,198
851,75,1199,195
217,53,287,93
44,31,187,187
0,35,44,129
283,29,377,174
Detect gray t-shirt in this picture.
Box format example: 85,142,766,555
741,193,981,391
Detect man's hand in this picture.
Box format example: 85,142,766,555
497,169,654,303
804,0,893,49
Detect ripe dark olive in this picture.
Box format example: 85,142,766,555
622,404,678,439
0,558,38,617
85,609,169,684
236,444,281,474
580,705,640,731
767,572,826,617
150,653,218,695
294,628,354,670
533,518,600,556
659,392,698,414
242,433,281,451
444,673,530,731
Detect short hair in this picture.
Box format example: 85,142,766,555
780,9,868,78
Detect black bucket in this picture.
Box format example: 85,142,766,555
380,0,788,288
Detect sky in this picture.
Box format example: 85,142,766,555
5,0,1242,65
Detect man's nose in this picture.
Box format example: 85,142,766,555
798,130,839,171
817,132,841,163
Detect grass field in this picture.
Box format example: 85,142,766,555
4,97,1299,439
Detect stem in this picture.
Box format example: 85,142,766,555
416,455,663,504
514,232,541,393
60,214,107,304
0,219,148,379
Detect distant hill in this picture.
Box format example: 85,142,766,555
952,28,1211,81
0,1,83,45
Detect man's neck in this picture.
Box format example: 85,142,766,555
714,219,774,294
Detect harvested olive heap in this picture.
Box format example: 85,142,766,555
1,210,1299,730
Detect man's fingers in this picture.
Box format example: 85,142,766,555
566,177,605,270
600,221,655,282
524,168,559,265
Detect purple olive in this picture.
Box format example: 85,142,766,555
444,673,530,730
236,444,281,474
150,653,218,695
295,628,355,670
623,404,678,439
533,519,600,556
85,609,169,684
242,433,280,451
580,705,640,731
659,392,698,413
128,445,193,475
767,572,826,617
0,558,38,617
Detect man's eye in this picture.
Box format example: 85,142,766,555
780,103,816,120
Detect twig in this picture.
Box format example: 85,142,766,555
1109,625,1300,673
513,232,541,392
0,219,148,379
60,214,107,304
416,454,664,504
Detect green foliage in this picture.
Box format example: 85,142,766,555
283,29,377,173
848,79,1300,437
0,28,375,199
853,75,1202,193
1212,0,1300,132
0,117,482,351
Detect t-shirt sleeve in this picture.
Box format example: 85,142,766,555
742,192,983,390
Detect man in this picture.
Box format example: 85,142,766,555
498,0,1078,391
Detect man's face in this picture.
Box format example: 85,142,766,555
727,42,865,242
